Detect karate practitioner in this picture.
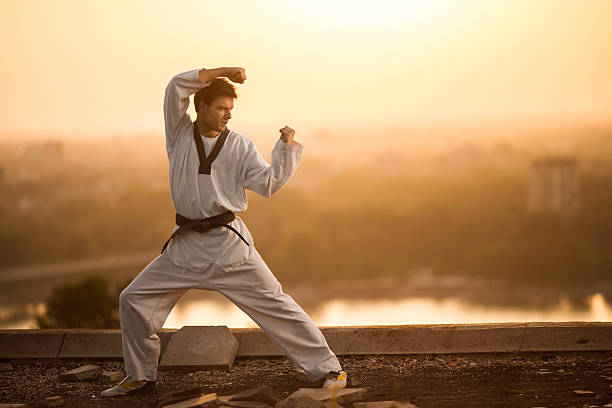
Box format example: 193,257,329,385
101,66,347,397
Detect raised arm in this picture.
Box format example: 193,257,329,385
242,127,304,198
163,67,246,157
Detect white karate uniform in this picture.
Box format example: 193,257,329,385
119,68,341,382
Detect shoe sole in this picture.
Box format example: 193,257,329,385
101,381,155,398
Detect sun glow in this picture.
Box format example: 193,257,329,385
291,0,457,30
1,0,611,135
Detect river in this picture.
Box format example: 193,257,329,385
1,263,610,329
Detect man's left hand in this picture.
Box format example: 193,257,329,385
280,126,299,145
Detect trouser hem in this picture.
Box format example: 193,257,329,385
125,364,157,382
306,353,343,381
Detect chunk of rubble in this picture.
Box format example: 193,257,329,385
160,326,239,371
58,364,102,381
274,395,331,408
219,401,270,408
43,396,65,407
155,389,216,408
354,401,419,408
573,389,594,395
162,394,217,408
279,389,365,406
100,370,125,383
227,386,280,405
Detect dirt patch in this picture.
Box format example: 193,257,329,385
0,352,611,407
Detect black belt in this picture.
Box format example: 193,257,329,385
161,210,250,254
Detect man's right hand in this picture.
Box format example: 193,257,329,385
225,67,246,84
198,67,246,84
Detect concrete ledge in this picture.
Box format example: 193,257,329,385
58,329,176,358
59,330,122,358
232,322,612,356
0,323,610,360
522,322,612,352
233,328,280,356
325,324,527,355
0,330,65,359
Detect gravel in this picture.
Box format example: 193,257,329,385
0,352,611,408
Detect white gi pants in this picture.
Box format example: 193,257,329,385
119,248,341,382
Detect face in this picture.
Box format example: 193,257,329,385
199,96,234,132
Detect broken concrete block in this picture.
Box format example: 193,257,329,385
43,396,65,407
219,402,270,408
155,389,216,408
159,326,238,371
354,402,419,408
59,364,102,381
228,386,279,405
162,393,217,408
288,389,366,405
101,370,125,383
275,395,328,408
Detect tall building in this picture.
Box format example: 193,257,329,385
528,157,580,215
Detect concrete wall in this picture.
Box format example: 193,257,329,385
0,322,610,359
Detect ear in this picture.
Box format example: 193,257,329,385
196,100,205,114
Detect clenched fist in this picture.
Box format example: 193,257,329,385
225,67,246,84
279,126,298,145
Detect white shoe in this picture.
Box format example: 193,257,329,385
322,370,347,389
100,376,154,398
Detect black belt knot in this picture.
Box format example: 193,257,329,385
161,210,249,253
192,221,211,233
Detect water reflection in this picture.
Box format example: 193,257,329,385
2,289,610,330
162,292,612,329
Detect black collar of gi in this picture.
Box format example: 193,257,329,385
193,121,230,175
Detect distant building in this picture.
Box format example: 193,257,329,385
528,157,580,214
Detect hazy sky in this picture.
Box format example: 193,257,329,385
1,0,611,139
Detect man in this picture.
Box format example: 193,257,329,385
100,66,347,397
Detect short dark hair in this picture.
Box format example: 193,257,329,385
194,78,237,111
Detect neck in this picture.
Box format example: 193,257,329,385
195,115,221,138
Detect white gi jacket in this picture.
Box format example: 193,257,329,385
163,69,303,272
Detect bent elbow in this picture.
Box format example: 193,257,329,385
259,186,274,198
254,181,282,198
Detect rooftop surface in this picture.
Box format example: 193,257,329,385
1,352,611,408
0,323,611,407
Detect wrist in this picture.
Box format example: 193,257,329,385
218,67,230,77
280,137,301,146
198,67,227,83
